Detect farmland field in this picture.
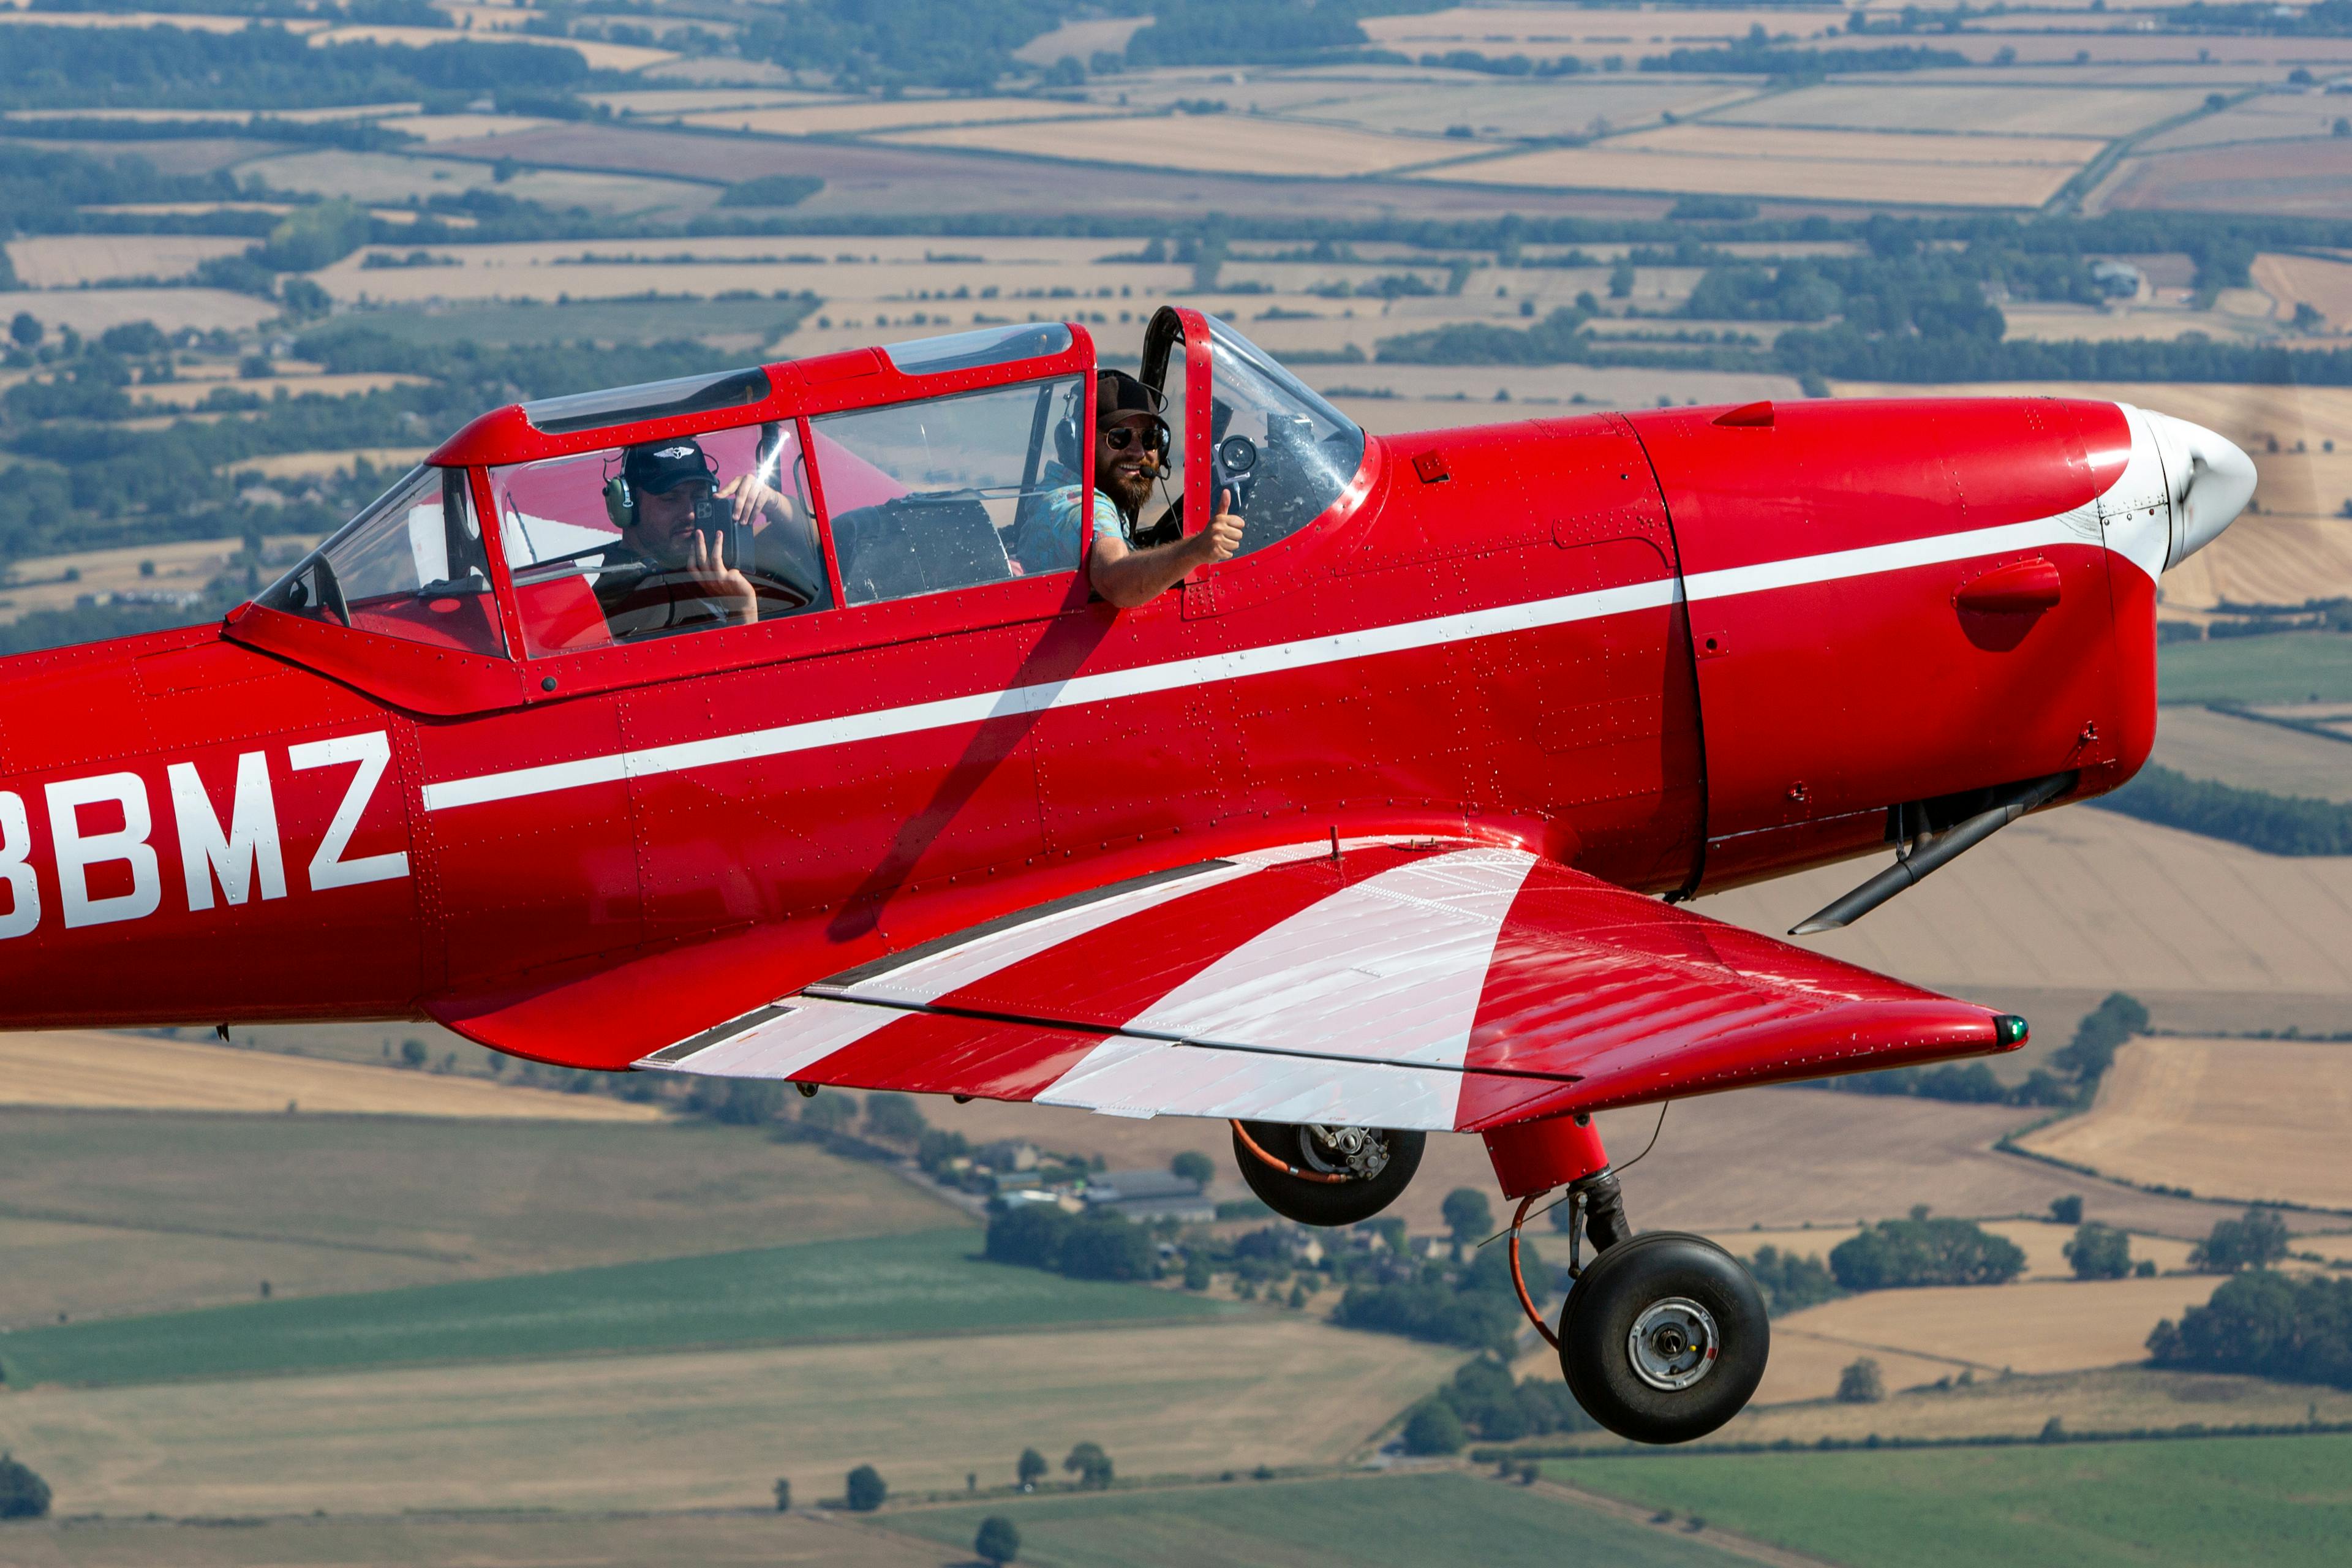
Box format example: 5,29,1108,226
894,1472,1731,1568
2251,251,2352,334
1768,1272,2231,1379
0,286,276,336
0,534,311,626
236,148,717,216
224,445,431,481
2157,631,2352,704
0,1511,944,1568
1558,1433,2352,1568
0,1228,1221,1387
2100,135,2352,218
1697,807,2352,1005
0,1317,1448,1515
2019,1037,2352,1210
676,96,1117,135
882,113,1480,178
4,235,255,288
2150,704,2352,802
0,1110,957,1307
0,1030,665,1120
1702,82,2207,138
1415,139,2082,208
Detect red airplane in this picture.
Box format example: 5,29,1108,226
0,309,2252,1443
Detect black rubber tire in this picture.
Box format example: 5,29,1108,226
1558,1231,1769,1445
1231,1122,1425,1227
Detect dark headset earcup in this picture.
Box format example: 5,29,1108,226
603,475,633,529
1054,417,1079,472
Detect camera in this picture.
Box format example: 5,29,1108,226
692,492,751,569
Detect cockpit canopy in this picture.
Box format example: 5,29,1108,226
241,315,1368,711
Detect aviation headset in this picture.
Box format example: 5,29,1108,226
1055,374,1170,473
603,442,722,530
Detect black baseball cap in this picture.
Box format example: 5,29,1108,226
622,438,714,494
1096,369,1163,425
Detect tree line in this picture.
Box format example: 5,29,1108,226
2089,766,2352,856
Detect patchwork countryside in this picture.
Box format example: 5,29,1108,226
2,1,2351,1564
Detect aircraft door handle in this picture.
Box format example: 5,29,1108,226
1954,558,2061,615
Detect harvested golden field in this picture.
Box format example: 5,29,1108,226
1830,379,2352,608
2021,1037,2352,1210
2,102,413,126
882,113,1472,178
1997,303,2272,345
0,285,275,336
0,1512,943,1568
372,111,557,143
2152,704,2352,802
307,22,674,72
0,1031,668,1120
2142,92,2352,153
0,1319,1457,1515
1363,6,1852,55
1014,14,1152,64
6,233,254,287
590,87,843,116
1730,1366,2352,1446
127,371,427,408
2253,250,2352,333
1772,1275,2230,1377
1697,809,2352,1002
224,445,430,480
1420,141,2077,208
680,96,1117,136
1705,82,2207,138
0,533,310,625
1611,123,2106,169
0,1110,959,1317
0,8,323,32
239,148,714,216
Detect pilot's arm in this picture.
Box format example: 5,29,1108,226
1089,488,1245,608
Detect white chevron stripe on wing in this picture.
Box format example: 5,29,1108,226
1035,846,1536,1127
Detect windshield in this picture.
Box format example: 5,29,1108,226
255,466,505,656
1202,315,1366,554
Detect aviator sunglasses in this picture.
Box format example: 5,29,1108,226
1101,417,1171,455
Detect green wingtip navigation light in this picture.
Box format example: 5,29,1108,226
1994,1014,2030,1047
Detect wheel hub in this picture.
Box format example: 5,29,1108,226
1627,1297,1719,1392
1300,1124,1389,1180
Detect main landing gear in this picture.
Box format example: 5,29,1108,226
1493,1114,1768,1446
1225,1111,1765,1444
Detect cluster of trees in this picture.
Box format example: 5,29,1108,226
2160,0,2352,32
2092,766,2352,856
1742,1245,1845,1315
2149,1271,2352,1388
1407,1354,1598,1449
2192,1207,2292,1273
1639,40,1967,75
1330,1227,1543,1355
2064,1222,2146,1280
0,1453,48,1520
983,1202,1156,1282
1828,1209,2027,1290
0,21,597,110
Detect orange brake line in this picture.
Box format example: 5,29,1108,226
1509,1192,1561,1350
1229,1120,1352,1185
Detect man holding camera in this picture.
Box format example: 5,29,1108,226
598,437,797,639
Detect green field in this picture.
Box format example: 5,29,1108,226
893,1472,1730,1568
0,1109,955,1322
2157,632,2352,705
0,1228,1224,1388
1555,1434,2352,1568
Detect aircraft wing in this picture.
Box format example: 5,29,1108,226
635,839,2018,1133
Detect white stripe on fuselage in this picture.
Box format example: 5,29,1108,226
422,514,2090,812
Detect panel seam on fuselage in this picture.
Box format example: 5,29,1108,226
422,515,2093,812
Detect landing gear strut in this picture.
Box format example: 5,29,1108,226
1487,1113,1768,1446
1231,1120,1425,1226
